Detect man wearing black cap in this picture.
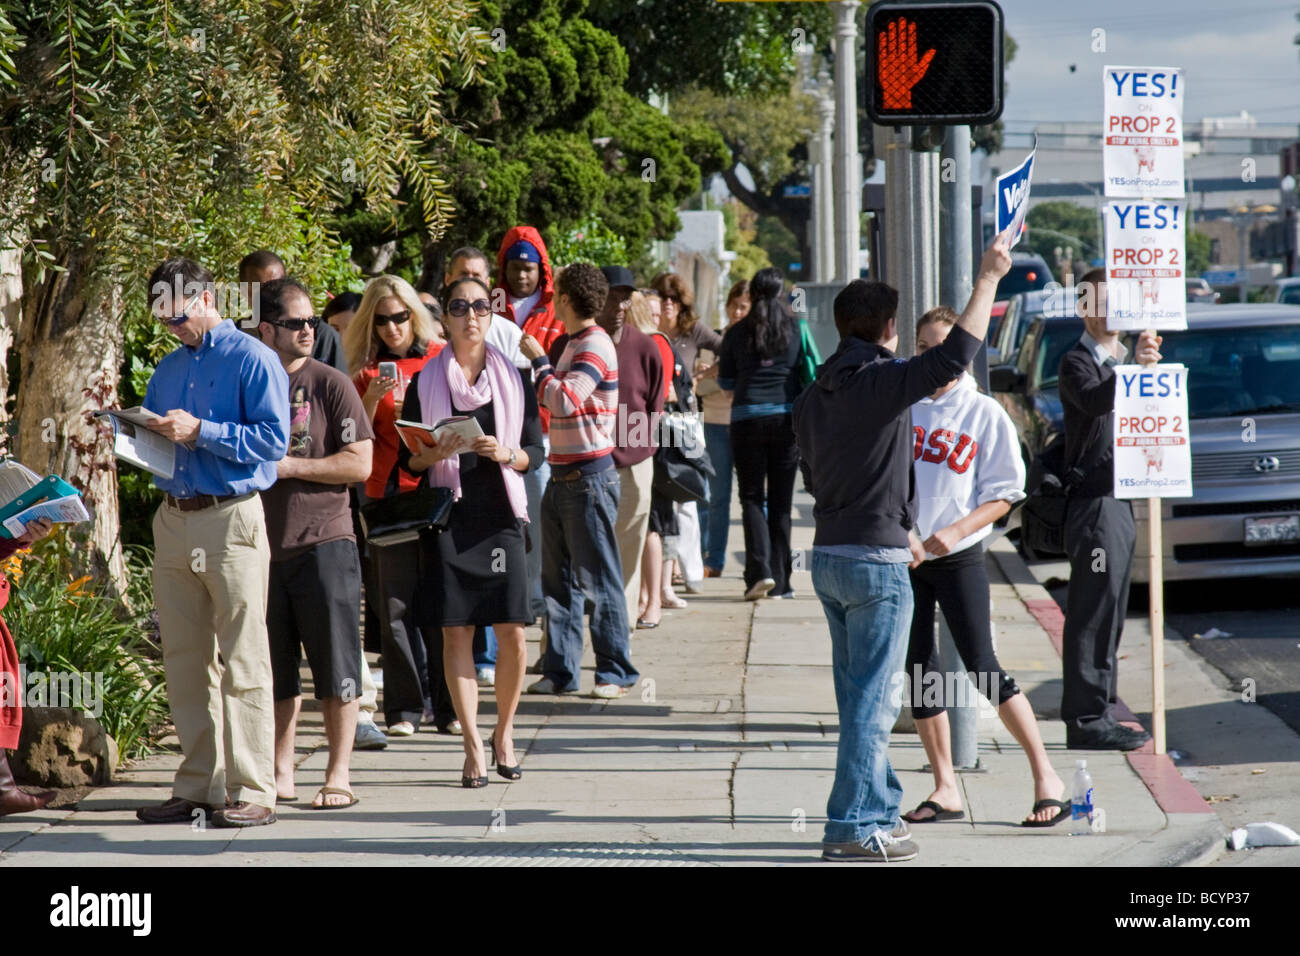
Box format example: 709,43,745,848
545,266,664,635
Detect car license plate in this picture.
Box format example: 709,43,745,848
1244,514,1300,545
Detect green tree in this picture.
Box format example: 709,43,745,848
1187,229,1212,276
353,0,729,286
586,1,834,99
0,0,490,590
1024,201,1106,279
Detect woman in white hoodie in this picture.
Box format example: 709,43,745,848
903,307,1067,827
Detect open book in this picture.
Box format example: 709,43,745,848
394,416,485,455
94,407,177,480
0,458,90,539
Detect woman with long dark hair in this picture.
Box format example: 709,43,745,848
717,268,802,601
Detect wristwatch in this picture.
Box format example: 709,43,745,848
507,449,517,467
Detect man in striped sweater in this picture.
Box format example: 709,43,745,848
520,263,639,699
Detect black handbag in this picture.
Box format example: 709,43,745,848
1019,418,1101,559
359,486,454,547
652,385,716,505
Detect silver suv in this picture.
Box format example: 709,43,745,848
1131,304,1300,582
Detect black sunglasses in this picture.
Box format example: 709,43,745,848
374,309,411,327
267,316,320,331
447,298,491,318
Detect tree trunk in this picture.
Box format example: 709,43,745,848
13,249,128,598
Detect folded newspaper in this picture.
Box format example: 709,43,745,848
0,458,90,539
94,407,176,480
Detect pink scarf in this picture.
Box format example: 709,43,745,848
417,342,529,523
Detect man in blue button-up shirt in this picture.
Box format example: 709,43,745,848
135,257,290,830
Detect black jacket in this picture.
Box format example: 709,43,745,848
792,326,980,548
1057,341,1116,499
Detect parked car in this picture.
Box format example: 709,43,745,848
988,253,1053,344
988,287,1074,367
992,304,1300,582
1187,277,1220,304
1273,277,1300,305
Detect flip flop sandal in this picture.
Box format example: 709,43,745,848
636,618,660,629
902,800,965,823
1021,798,1071,828
310,787,359,810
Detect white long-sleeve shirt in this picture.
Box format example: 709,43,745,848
911,373,1026,559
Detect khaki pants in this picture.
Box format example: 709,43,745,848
615,458,654,632
152,494,275,808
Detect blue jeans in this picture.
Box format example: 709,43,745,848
701,422,732,571
811,551,913,844
473,626,497,667
540,468,637,690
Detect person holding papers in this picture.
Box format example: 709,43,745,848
135,257,289,829
398,276,542,787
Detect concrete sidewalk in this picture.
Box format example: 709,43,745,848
0,491,1224,866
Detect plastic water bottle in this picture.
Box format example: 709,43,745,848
1070,760,1094,836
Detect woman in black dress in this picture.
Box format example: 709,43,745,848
401,277,542,788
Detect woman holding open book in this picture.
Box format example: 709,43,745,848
398,276,542,789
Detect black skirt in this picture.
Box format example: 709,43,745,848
425,509,530,627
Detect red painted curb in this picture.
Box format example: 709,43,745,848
1009,568,1214,817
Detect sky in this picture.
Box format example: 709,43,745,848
996,0,1300,145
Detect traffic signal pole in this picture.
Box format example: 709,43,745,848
832,1,862,281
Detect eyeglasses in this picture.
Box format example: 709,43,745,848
159,294,200,327
267,316,320,332
447,298,491,318
374,309,411,327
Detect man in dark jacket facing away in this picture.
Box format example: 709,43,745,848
793,234,1011,863
1058,270,1160,750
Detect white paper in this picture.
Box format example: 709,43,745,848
96,412,176,479
2,494,91,537
0,458,42,505
1102,65,1185,198
1112,364,1192,499
1104,201,1187,331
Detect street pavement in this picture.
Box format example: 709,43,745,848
1027,558,1300,868
0,491,1235,867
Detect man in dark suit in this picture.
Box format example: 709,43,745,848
1057,268,1161,750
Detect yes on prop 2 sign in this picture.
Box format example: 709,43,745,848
1105,200,1187,331
1103,65,1184,198
1113,364,1192,499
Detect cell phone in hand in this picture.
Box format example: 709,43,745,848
378,361,398,380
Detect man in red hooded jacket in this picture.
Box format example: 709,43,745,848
494,226,563,625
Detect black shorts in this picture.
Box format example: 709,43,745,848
267,537,363,701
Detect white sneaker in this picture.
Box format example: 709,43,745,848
744,578,776,601
476,667,496,687
354,721,388,751
591,683,629,699
385,720,416,737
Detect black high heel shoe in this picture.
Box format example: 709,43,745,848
489,732,522,781
461,742,488,788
